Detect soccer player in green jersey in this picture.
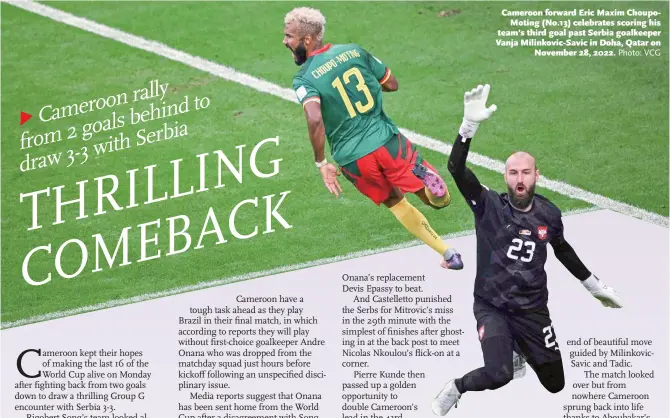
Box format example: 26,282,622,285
283,7,463,270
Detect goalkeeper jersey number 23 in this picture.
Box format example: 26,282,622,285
292,43,400,167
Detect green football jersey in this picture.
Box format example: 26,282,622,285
292,43,399,167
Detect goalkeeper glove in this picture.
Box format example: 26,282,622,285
460,84,497,139
582,274,623,308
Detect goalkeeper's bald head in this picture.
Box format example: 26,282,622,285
504,151,539,210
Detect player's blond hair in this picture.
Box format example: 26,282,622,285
284,7,326,41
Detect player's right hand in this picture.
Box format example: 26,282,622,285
464,84,497,123
460,84,497,139
582,275,623,308
320,163,343,197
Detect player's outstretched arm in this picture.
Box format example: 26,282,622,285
303,101,343,197
447,84,497,203
447,132,484,202
550,234,623,308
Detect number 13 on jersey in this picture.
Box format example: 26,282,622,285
332,67,375,118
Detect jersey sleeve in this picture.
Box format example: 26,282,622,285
361,47,391,84
549,213,567,247
292,77,321,108
459,170,491,217
540,198,565,239
549,211,592,281
551,208,565,239
448,134,490,217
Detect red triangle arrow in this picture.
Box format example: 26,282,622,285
20,111,32,126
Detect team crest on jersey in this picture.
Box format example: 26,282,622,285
519,229,531,236
478,325,485,341
537,226,548,240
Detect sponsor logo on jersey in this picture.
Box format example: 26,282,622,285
519,229,531,236
537,226,548,240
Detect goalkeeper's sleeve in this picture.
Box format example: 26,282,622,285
550,234,592,281
448,134,487,207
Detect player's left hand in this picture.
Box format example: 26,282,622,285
463,84,497,123
320,163,343,197
582,275,623,308
460,84,497,138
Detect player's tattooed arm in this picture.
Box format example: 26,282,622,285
448,135,485,203
303,100,326,162
550,233,592,281
303,100,343,197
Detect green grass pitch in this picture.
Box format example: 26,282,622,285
1,1,667,325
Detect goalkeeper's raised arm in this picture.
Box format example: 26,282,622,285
447,84,497,208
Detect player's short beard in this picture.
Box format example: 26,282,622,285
508,183,536,210
292,41,308,66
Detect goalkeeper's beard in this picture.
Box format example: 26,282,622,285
508,183,536,210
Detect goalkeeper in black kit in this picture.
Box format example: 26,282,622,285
431,84,624,415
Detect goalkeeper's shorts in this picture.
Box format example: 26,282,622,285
340,133,440,205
